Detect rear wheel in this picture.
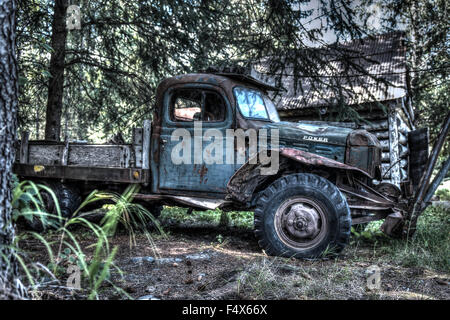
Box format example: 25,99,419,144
135,201,162,219
134,200,163,230
25,181,82,232
254,173,351,259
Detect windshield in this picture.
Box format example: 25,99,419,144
234,87,280,122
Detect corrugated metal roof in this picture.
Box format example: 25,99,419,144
251,32,407,110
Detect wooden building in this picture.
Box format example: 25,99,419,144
252,32,415,187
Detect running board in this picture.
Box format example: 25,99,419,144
135,193,229,210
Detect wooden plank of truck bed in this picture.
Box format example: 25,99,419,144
13,163,149,184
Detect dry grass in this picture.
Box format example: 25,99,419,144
235,256,448,300
15,201,450,300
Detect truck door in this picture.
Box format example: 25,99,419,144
158,85,236,194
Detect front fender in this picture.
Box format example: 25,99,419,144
226,147,372,204
279,148,372,178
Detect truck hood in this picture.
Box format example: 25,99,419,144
262,121,353,147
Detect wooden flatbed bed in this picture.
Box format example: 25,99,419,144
14,121,152,184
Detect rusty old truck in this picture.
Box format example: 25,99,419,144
14,70,450,259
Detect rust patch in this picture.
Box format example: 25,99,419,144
198,165,208,183
226,148,374,204
279,147,372,178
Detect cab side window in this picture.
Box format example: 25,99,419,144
171,89,202,122
170,89,226,122
203,91,225,122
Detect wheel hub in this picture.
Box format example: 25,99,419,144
285,204,321,239
274,197,327,250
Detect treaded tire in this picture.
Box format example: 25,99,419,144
135,201,163,219
56,183,82,219
254,173,351,259
25,181,82,232
134,201,163,230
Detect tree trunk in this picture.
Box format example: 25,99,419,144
0,0,24,299
44,0,68,141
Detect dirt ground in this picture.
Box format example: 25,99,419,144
21,218,450,300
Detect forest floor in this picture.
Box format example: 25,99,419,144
19,205,450,300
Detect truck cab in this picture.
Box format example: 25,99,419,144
152,73,283,195
151,72,382,199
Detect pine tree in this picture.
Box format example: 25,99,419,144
44,0,68,141
17,1,371,142
0,0,24,300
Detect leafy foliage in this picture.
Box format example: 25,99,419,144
360,0,449,157
352,205,450,272
17,0,370,142
159,206,253,229
11,181,164,299
435,188,450,201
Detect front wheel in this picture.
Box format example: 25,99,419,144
254,173,351,259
